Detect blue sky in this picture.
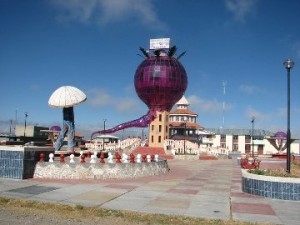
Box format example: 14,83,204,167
1,0,300,138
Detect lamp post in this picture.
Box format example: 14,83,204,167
284,59,294,173
183,119,187,154
9,119,13,136
24,112,28,140
251,116,255,158
103,119,106,150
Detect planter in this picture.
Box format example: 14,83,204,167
242,169,300,201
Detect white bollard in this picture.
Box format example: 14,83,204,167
154,154,159,162
49,153,54,163
107,152,114,164
122,153,128,163
146,154,151,163
90,154,96,164
70,154,75,163
136,154,141,163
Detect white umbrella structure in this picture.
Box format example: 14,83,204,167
48,85,87,151
48,86,87,108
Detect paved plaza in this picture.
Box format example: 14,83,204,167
0,159,299,225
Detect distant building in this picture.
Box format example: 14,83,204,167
203,128,300,155
14,125,49,143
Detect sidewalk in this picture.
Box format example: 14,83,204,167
0,159,299,225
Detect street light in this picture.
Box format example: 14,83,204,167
251,116,255,158
9,119,13,136
284,58,294,173
183,119,187,154
103,119,107,150
24,112,28,140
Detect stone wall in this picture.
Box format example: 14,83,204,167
34,160,169,180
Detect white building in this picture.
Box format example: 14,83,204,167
166,96,300,155
204,128,299,155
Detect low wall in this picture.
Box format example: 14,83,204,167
242,169,300,201
0,146,54,179
34,160,170,180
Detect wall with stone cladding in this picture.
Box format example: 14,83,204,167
0,146,54,179
34,160,169,179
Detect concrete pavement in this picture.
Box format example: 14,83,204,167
0,159,299,225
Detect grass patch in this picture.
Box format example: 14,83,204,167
0,197,270,225
248,161,300,178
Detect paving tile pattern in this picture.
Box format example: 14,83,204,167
1,159,300,224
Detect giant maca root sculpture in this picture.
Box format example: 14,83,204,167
91,44,188,138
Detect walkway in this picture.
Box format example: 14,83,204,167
0,159,299,225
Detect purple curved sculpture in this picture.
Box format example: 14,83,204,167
91,45,188,138
91,111,155,137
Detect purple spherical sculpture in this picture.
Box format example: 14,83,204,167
50,125,61,132
134,56,187,112
274,131,287,139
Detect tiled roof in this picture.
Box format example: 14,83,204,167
169,108,197,116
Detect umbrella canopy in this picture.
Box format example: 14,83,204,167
48,86,87,108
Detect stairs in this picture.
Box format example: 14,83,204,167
131,147,174,160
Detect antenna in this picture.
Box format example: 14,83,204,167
222,81,227,128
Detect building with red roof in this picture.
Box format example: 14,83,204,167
169,96,205,143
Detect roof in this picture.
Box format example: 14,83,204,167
176,96,189,106
169,108,197,116
169,122,203,129
205,128,274,136
93,134,119,140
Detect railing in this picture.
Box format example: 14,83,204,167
164,139,229,156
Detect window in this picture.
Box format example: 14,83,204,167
233,144,239,151
151,135,154,143
159,125,162,132
159,114,162,122
221,135,226,141
233,135,238,143
151,125,154,131
151,66,160,81
158,136,161,143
